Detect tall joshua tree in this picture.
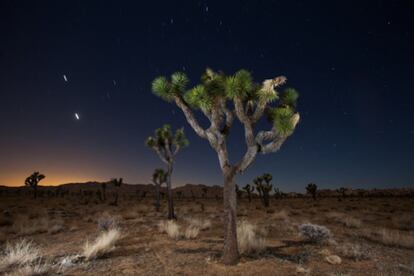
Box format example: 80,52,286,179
152,168,167,212
254,173,273,207
151,68,300,264
25,172,45,199
306,183,318,200
146,125,189,220
242,184,254,203
111,178,123,205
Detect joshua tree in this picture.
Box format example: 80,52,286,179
337,187,347,200
24,172,45,199
101,182,107,201
274,187,283,199
306,183,318,200
254,173,273,207
146,125,189,220
202,187,208,198
152,168,167,212
151,68,300,264
235,184,242,200
242,184,255,203
110,178,123,205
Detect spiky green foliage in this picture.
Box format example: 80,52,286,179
146,125,189,151
267,106,295,135
152,72,188,102
184,85,212,110
280,88,299,107
224,70,253,99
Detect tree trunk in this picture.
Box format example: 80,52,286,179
33,186,37,199
155,184,161,212
264,193,269,207
248,192,252,203
222,167,239,265
167,163,176,220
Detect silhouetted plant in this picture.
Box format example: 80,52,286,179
101,182,107,201
202,187,208,198
24,172,45,199
110,178,123,205
274,187,283,199
152,168,167,212
152,68,300,264
176,191,183,200
146,125,189,220
242,184,255,203
254,173,273,207
235,184,242,200
337,187,347,199
306,183,318,200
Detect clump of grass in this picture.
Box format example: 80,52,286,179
82,228,121,260
158,220,181,240
0,239,41,271
326,212,361,228
272,210,289,221
298,223,332,243
184,225,200,239
336,243,371,261
9,259,51,275
237,220,266,254
184,217,211,230
360,228,414,249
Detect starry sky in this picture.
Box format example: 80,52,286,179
1,1,413,191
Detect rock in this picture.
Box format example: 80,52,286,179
296,266,310,274
319,249,331,256
326,255,342,265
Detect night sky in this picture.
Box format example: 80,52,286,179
1,1,413,191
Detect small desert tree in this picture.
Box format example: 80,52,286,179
110,178,123,205
151,68,300,264
254,173,273,207
24,172,45,199
274,187,283,199
152,168,167,212
146,125,189,220
306,183,317,200
242,184,255,203
337,187,347,199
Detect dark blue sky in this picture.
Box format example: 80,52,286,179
0,1,413,191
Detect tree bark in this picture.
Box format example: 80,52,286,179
167,162,176,220
155,183,160,212
222,167,239,265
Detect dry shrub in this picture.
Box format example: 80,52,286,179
6,259,51,276
97,214,118,232
0,239,40,271
336,243,371,261
185,217,211,230
184,225,200,239
360,228,414,249
392,213,414,231
298,223,332,243
272,210,289,221
158,220,181,240
326,212,361,228
82,228,121,260
237,220,266,254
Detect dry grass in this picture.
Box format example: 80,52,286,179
184,225,200,239
185,217,211,230
11,216,50,236
326,212,362,228
271,210,289,221
0,239,40,271
158,220,181,240
360,228,414,249
392,213,414,231
82,228,121,260
336,243,371,260
237,220,266,254
5,259,51,276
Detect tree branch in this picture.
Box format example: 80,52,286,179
174,96,208,139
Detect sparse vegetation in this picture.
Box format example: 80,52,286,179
0,239,41,271
298,223,332,243
152,169,167,212
82,228,121,260
254,173,273,208
237,220,266,254
24,172,45,199
306,183,317,200
242,184,254,203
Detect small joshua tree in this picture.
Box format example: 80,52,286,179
337,187,347,199
242,184,255,203
274,187,283,199
152,168,167,212
202,187,208,198
110,178,123,205
101,182,107,201
24,172,45,199
146,125,189,220
254,173,273,207
152,68,300,264
306,183,318,200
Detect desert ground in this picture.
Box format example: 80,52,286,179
0,186,413,275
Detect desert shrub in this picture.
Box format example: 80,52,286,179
185,217,211,230
298,223,332,243
237,220,266,254
82,228,121,260
7,259,51,276
392,213,414,231
97,214,118,232
158,220,181,240
0,239,40,271
272,210,289,221
360,228,414,249
336,243,371,261
184,225,200,239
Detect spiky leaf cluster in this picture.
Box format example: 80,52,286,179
111,178,123,187
152,72,188,102
306,183,317,194
254,173,273,193
146,125,189,155
25,172,45,188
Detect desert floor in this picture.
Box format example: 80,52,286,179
0,196,413,275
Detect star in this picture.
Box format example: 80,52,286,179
63,74,68,82
74,113,80,120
